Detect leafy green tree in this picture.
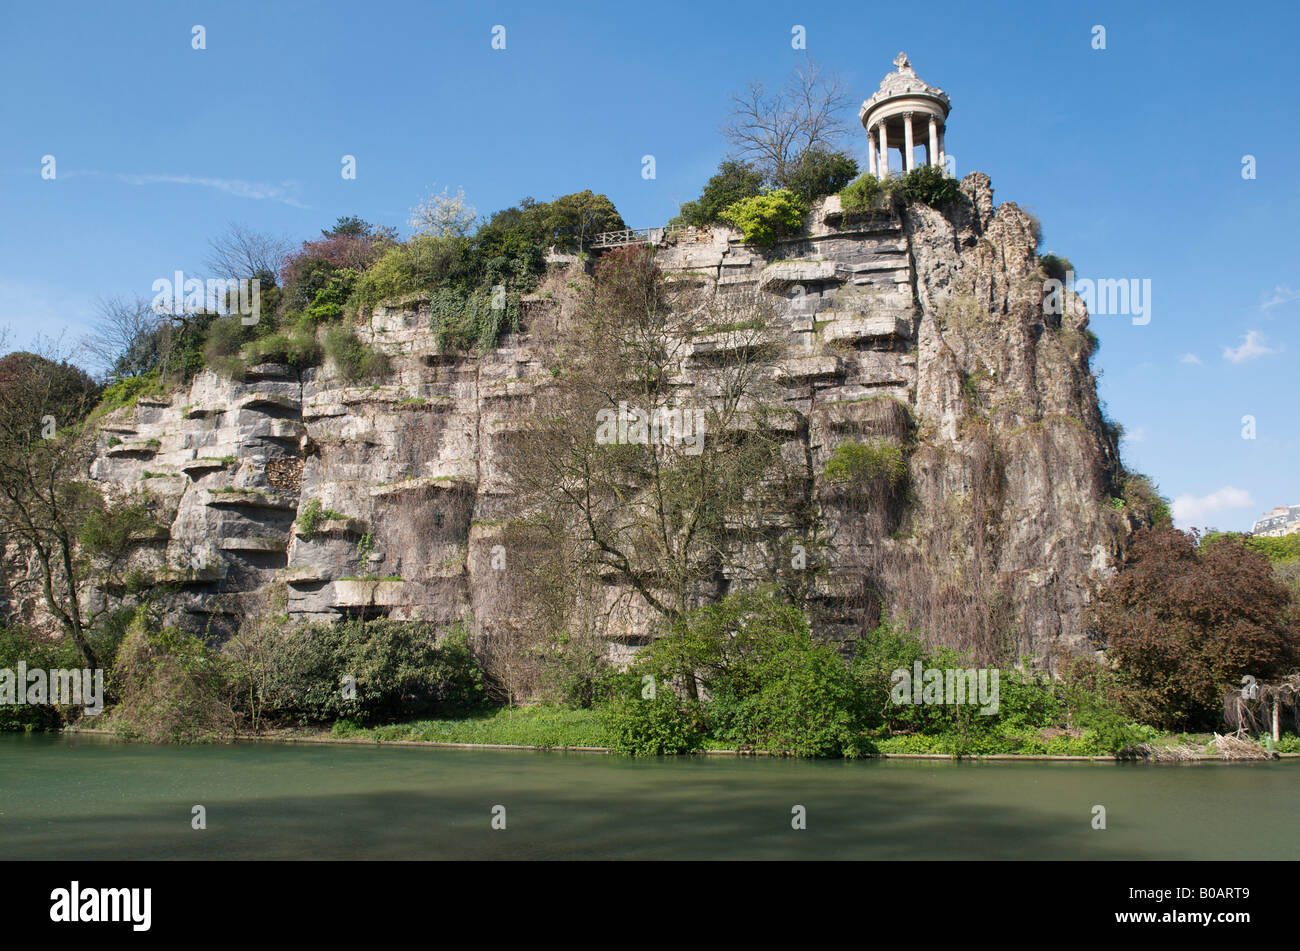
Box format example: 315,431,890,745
839,173,882,215
1039,253,1074,283
0,347,152,667
224,618,486,726
109,607,236,742
783,148,858,204
607,590,871,756
671,160,765,228
1120,472,1172,528
323,216,398,242
0,625,80,731
541,190,625,250
897,165,961,208
601,680,707,755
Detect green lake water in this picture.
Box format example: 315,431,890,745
2,733,1296,859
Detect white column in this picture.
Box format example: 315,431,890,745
937,125,946,173
877,122,889,176
867,130,877,177
928,115,939,168
903,113,915,171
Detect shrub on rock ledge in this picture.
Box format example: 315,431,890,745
719,189,806,247
824,439,908,491
323,325,389,382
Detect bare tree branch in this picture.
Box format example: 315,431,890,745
80,295,161,378
722,58,853,187
204,222,294,282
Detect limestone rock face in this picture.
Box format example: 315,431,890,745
59,172,1125,670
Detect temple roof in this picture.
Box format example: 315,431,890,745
861,52,950,115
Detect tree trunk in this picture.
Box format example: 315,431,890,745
59,535,98,669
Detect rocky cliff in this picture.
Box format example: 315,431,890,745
66,173,1127,672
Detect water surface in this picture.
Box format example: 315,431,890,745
2,733,1295,859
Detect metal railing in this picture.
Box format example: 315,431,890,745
589,225,718,250
589,227,665,248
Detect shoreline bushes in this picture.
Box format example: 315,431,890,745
596,592,1169,758
226,618,486,727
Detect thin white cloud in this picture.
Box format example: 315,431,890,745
1171,486,1254,529
115,172,308,208
1261,284,1300,310
1123,426,1147,443
1178,352,1202,365
1222,330,1279,364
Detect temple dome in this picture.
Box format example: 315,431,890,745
859,52,951,123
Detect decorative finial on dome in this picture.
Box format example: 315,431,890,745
893,51,911,72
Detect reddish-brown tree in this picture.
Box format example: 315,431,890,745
1093,527,1299,730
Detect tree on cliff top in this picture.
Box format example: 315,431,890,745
477,191,625,253
722,58,854,190
204,222,294,283
671,161,765,228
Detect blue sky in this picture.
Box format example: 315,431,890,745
1,0,1295,531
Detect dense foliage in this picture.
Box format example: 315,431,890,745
1093,528,1300,730
75,192,625,406
670,160,766,228
1039,253,1074,282
226,618,486,727
839,172,884,215
109,608,235,743
718,189,807,246
597,591,1158,758
783,148,859,204
839,166,962,217
602,592,867,757
0,626,80,731
823,439,908,491
894,164,961,208
1117,472,1173,528
0,353,100,431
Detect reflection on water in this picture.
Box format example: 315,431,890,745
2,733,1295,860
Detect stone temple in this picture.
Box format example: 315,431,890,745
860,52,950,176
